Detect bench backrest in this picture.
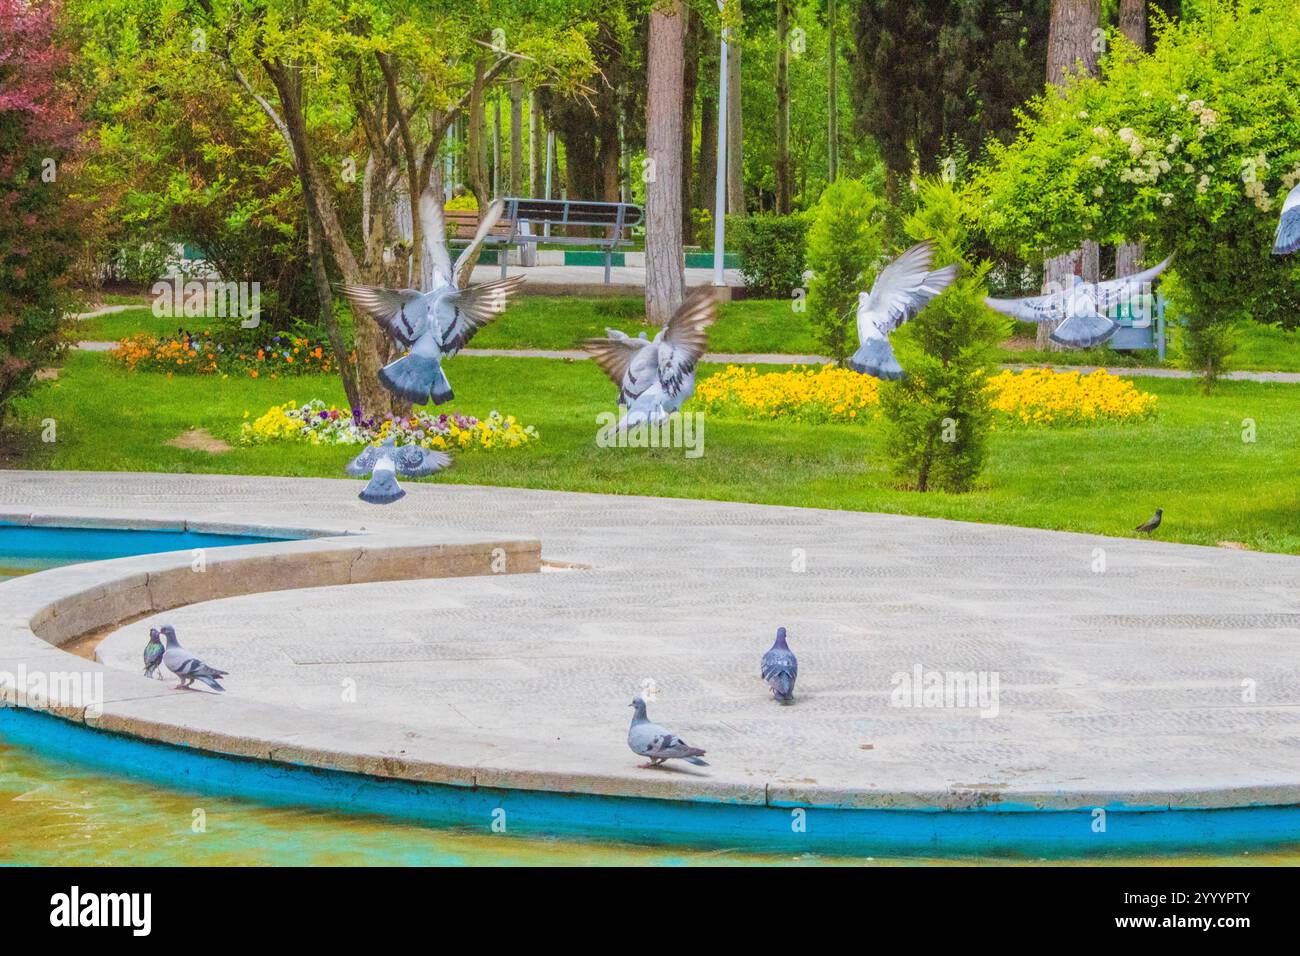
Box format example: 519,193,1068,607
502,198,643,236
443,208,513,241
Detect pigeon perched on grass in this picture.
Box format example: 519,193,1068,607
583,288,716,432
761,627,798,704
345,435,452,505
627,697,709,768
1274,183,1300,256
341,203,522,407
160,625,228,692
985,257,1173,348
143,628,165,679
1135,508,1163,535
849,239,960,380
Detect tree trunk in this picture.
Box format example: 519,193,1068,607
725,29,744,217
681,5,698,243
467,58,490,208
1115,0,1146,277
774,0,792,214
529,91,542,197
1039,0,1100,350
645,0,688,325
698,43,717,218
828,0,838,182
510,77,523,196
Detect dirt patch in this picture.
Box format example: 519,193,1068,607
34,368,59,381
166,428,232,453
998,336,1038,352
1217,541,1250,551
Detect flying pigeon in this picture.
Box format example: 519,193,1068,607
1274,183,1300,256
583,288,716,432
985,257,1173,349
345,434,451,505
341,201,523,406
627,697,709,768
159,625,228,692
1135,508,1163,535
848,239,960,380
143,627,165,679
761,627,798,704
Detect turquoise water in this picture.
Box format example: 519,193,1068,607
2,529,1297,865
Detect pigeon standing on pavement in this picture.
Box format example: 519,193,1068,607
345,434,452,505
143,627,165,679
1135,508,1163,535
985,257,1173,349
583,288,716,433
627,697,709,768
849,239,960,380
1275,183,1300,256
761,627,798,704
160,625,229,692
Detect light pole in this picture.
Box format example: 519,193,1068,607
712,0,729,287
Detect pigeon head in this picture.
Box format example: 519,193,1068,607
149,627,159,640
774,627,789,648
1155,508,1163,516
629,697,648,719
160,625,178,646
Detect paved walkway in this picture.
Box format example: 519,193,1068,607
5,471,1297,809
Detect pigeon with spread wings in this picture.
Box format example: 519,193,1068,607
341,200,522,406
849,240,960,380
1275,183,1300,256
583,287,716,431
985,256,1173,349
345,435,452,505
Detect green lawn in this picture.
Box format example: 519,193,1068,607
75,297,1300,373
11,351,1300,554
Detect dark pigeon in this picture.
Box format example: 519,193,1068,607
1135,508,1163,535
143,628,165,679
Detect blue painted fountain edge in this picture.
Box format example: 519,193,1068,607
2,707,1296,857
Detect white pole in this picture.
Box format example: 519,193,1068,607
712,1,729,287
544,131,555,238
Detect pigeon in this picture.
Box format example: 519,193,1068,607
761,626,798,704
1135,508,1163,535
583,288,716,432
142,627,165,679
1274,183,1300,256
159,625,228,692
627,697,709,768
345,434,452,505
848,239,960,380
985,256,1173,349
341,201,523,406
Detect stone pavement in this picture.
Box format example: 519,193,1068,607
4,471,1297,809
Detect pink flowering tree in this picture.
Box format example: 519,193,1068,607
0,0,86,424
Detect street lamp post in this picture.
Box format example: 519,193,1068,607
712,1,729,287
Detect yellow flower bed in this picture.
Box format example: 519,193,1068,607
985,368,1158,426
695,365,881,424
696,365,1155,427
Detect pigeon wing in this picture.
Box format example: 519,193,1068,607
1275,184,1300,256
1091,256,1173,312
984,287,1071,323
437,276,525,354
657,288,716,394
392,444,452,477
345,444,382,477
340,285,429,346
452,198,506,289
583,334,651,391
862,240,959,336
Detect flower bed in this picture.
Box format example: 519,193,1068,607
111,332,343,377
239,400,539,450
695,365,881,424
696,365,1156,427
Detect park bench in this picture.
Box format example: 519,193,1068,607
1108,292,1168,360
483,198,644,284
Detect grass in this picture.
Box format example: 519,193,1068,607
75,298,1300,373
11,351,1300,554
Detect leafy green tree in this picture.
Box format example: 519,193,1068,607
972,0,1300,385
805,176,883,363
881,180,1007,492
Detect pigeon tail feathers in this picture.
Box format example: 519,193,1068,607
848,337,905,380
379,352,448,405
1049,313,1119,349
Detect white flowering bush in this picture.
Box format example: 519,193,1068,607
971,0,1300,382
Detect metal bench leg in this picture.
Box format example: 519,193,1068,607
604,248,612,285
501,248,508,280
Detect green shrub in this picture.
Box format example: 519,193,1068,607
731,214,809,297
806,179,884,364
880,180,1009,492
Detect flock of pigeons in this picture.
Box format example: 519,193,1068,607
135,187,1299,764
